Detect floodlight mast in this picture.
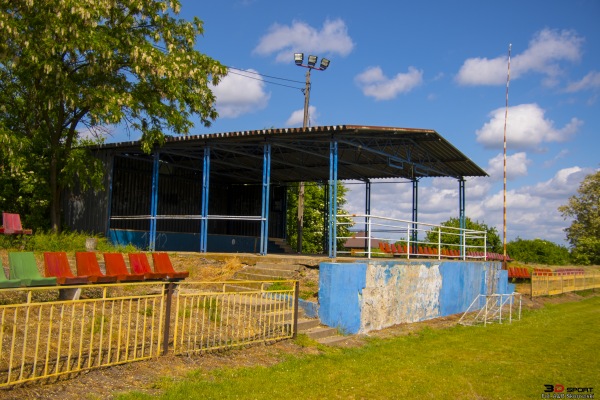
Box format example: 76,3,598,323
293,53,330,254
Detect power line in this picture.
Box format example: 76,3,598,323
225,66,304,91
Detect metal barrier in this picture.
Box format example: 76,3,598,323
337,214,487,259
531,273,600,297
0,280,298,388
172,281,297,355
459,293,522,326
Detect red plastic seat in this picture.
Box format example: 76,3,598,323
128,253,169,280
103,253,145,281
43,252,89,285
2,212,32,235
75,252,118,283
151,253,189,280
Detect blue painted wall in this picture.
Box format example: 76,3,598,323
319,262,367,334
319,260,515,334
109,229,283,253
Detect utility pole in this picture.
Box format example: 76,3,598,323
294,53,330,253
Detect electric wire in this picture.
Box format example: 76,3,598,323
225,66,305,91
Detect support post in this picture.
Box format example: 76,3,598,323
260,143,272,255
459,177,466,259
411,178,419,255
323,182,329,254
364,179,371,256
328,141,338,258
162,282,174,356
200,147,210,253
149,151,160,251
292,280,299,339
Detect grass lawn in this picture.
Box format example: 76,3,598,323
117,295,600,400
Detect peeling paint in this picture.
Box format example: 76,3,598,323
361,262,442,332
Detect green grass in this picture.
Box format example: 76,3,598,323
116,296,600,400
0,231,138,252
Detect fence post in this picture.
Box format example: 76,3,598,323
292,280,299,339
162,282,174,355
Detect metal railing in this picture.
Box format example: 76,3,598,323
458,293,522,326
0,280,298,388
531,273,600,297
172,281,297,355
337,214,487,260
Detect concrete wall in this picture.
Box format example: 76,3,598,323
319,260,514,334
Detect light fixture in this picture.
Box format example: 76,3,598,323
319,58,330,70
294,53,304,66
307,55,317,67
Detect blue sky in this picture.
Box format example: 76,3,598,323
110,0,600,245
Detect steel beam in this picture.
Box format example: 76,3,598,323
260,144,272,255
412,178,419,254
328,141,338,258
200,147,210,253
459,177,466,258
365,179,371,255
149,151,160,251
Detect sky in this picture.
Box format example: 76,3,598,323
109,0,600,246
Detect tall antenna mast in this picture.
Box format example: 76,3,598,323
502,44,512,270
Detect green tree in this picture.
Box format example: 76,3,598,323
286,182,351,254
558,170,600,265
425,217,502,253
0,0,226,231
506,238,571,265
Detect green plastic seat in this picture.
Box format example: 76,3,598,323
0,258,22,288
8,252,57,287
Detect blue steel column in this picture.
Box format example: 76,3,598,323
149,151,160,251
328,141,338,258
105,153,115,239
364,179,371,254
323,182,329,253
260,143,272,255
411,178,418,254
200,147,210,253
459,177,466,258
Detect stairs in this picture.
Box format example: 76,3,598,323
229,261,350,345
267,238,295,254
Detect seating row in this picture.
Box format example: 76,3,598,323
508,267,531,280
533,267,585,277
0,252,189,288
378,242,512,261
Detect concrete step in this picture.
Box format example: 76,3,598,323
317,335,352,346
235,267,294,280
223,282,269,292
297,318,320,331
303,326,338,340
254,262,300,271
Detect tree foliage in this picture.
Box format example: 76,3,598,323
286,183,351,254
558,170,600,265
506,238,571,265
0,0,226,231
425,217,502,253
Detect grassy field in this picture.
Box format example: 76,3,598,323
116,295,600,400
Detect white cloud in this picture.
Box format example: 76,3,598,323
212,69,270,118
456,29,584,86
253,19,354,63
475,103,582,150
565,71,600,92
355,66,423,100
485,152,531,181
344,166,597,245
286,105,318,127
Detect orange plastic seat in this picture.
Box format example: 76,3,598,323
43,252,89,285
128,253,169,280
2,212,32,235
103,253,145,281
75,252,118,283
151,253,189,280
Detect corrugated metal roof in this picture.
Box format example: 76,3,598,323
93,125,487,183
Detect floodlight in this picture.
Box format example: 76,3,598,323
294,53,304,66
307,55,317,67
319,58,330,70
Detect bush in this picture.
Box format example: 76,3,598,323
507,237,571,265
0,231,138,252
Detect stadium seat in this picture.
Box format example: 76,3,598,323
0,258,22,288
128,253,169,280
8,252,57,286
151,253,189,280
103,253,145,281
43,252,89,285
75,252,118,283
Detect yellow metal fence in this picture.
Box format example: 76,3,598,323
0,280,298,388
531,273,600,297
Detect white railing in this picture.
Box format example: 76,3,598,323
337,214,488,260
